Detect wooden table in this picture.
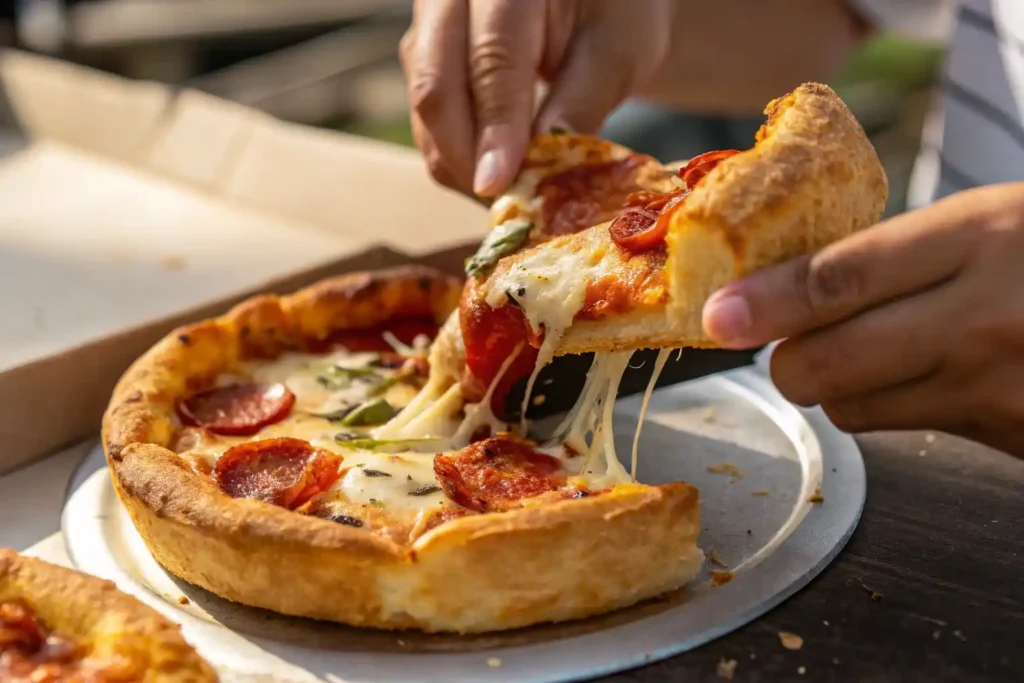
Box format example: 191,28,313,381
605,432,1024,682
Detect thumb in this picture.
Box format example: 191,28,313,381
468,0,546,197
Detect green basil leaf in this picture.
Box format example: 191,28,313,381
333,434,436,450
316,366,381,390
340,398,398,427
464,220,532,278
310,405,356,421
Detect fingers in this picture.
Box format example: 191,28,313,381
468,0,547,197
770,284,952,406
401,0,475,193
535,3,670,135
703,196,982,349
819,374,962,434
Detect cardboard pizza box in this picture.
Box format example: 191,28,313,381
0,50,486,472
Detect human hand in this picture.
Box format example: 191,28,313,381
399,0,675,197
702,183,1024,458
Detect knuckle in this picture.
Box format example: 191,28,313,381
398,30,415,63
802,251,867,318
425,154,450,184
407,70,446,117
822,401,867,433
470,35,517,84
468,36,521,118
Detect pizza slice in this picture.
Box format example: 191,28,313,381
0,550,215,682
460,83,887,414
380,82,887,461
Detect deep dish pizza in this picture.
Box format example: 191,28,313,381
102,82,886,634
0,550,215,682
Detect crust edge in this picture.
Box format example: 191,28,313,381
0,550,216,682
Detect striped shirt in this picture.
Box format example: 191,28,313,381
852,0,1024,208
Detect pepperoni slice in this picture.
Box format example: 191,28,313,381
177,383,295,436
680,149,740,189
215,438,344,509
419,507,472,535
609,207,664,252
459,280,538,414
433,435,565,512
0,601,44,650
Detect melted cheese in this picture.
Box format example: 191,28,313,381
630,349,671,481
450,344,520,447
179,350,456,523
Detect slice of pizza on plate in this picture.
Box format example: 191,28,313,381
0,550,216,682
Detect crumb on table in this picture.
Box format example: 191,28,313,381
717,658,738,680
779,631,804,650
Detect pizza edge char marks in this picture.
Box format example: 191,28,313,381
0,550,216,682
460,148,740,406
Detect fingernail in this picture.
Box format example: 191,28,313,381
703,293,753,346
474,149,505,197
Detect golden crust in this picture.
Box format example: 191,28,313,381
103,265,703,633
545,83,888,355
664,81,888,339
0,550,216,682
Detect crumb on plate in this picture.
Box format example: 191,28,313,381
707,463,743,479
707,550,727,567
711,570,734,586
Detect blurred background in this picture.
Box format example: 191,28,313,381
0,0,945,217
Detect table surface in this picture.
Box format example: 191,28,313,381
2,432,1020,683
605,431,1024,683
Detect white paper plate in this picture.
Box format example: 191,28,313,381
63,367,864,683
